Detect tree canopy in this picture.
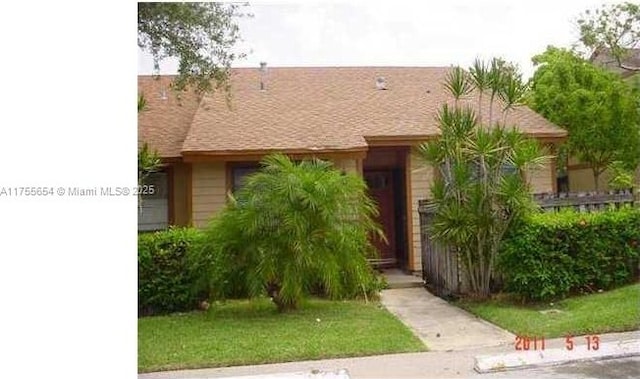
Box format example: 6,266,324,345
138,2,246,94
577,1,640,72
529,46,640,190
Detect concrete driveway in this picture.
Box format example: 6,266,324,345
380,287,515,351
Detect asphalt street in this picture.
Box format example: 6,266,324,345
482,356,640,379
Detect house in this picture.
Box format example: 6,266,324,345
564,48,640,192
590,47,640,79
138,66,567,273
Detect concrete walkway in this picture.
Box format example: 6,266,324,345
380,269,424,289
380,287,515,351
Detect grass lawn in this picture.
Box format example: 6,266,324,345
457,283,640,338
138,298,426,373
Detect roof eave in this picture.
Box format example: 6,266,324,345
181,147,368,162
364,134,436,146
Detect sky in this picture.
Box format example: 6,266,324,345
138,0,621,79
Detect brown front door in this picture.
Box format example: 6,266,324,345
365,171,396,265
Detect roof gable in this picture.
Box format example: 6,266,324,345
138,75,201,158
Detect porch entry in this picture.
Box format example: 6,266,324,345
365,171,396,265
363,147,409,270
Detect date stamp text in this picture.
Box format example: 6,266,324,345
514,335,600,351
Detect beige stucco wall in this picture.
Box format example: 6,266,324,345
191,162,227,228
563,156,640,193
189,157,358,229
568,167,613,192
567,159,640,193
409,149,434,272
527,160,554,194
333,158,358,174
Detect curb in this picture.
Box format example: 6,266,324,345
473,339,640,373
214,369,351,379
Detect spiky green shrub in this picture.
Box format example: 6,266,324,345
419,62,547,299
199,154,384,312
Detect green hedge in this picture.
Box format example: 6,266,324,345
138,228,206,316
498,208,640,301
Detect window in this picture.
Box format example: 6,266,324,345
138,171,169,231
500,162,517,176
231,164,260,193
440,160,518,186
471,161,517,180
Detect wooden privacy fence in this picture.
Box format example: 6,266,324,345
418,200,464,297
418,190,636,297
534,189,635,212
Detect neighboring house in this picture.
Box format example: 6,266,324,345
564,156,614,193
590,47,640,79
565,48,640,192
138,66,567,273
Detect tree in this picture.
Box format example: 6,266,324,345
529,46,640,191
200,154,383,312
138,2,246,94
419,61,546,299
608,161,635,189
137,3,245,183
577,2,640,72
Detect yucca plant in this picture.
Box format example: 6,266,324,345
137,93,161,187
469,58,490,123
444,66,472,105
419,61,548,298
499,70,528,125
200,154,384,312
138,93,147,113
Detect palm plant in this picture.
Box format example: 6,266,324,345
469,59,490,124
499,70,528,125
138,93,147,113
138,93,162,188
138,143,161,186
444,66,472,106
419,62,548,298
137,143,162,211
200,154,383,312
487,58,506,125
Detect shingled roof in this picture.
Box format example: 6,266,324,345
138,75,201,158
138,67,566,159
591,47,640,79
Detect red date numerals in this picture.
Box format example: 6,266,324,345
514,336,546,351
565,335,600,351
